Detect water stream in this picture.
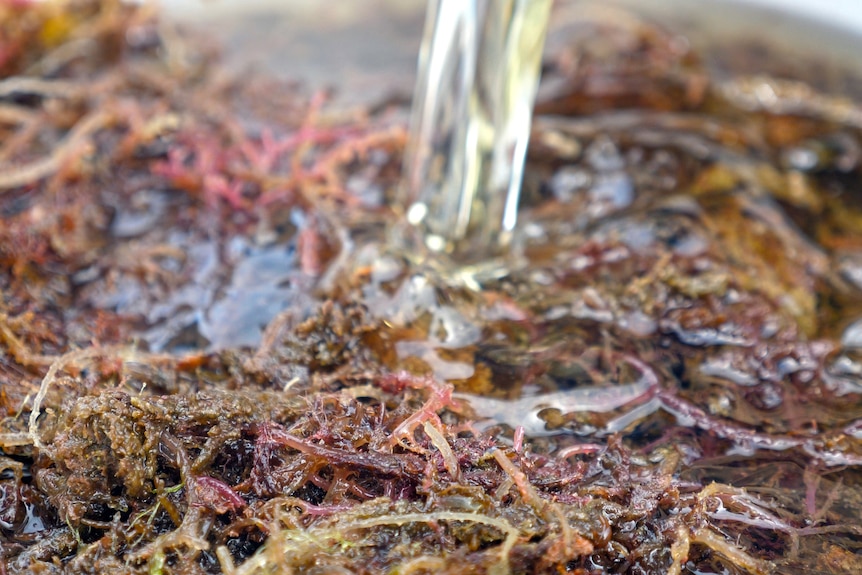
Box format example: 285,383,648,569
401,0,551,262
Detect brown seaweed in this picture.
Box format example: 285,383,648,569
0,1,861,574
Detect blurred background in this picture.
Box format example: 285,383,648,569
161,0,862,109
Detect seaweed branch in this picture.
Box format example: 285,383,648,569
0,110,114,191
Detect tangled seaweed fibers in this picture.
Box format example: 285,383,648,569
1,1,862,574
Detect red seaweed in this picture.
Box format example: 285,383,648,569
0,2,860,574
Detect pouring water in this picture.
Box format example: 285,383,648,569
401,0,552,263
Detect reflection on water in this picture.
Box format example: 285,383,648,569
89,3,862,570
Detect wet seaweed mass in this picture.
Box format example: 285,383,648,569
1,1,861,573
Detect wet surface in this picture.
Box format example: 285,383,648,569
0,1,861,574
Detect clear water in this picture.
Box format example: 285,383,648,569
401,0,552,262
